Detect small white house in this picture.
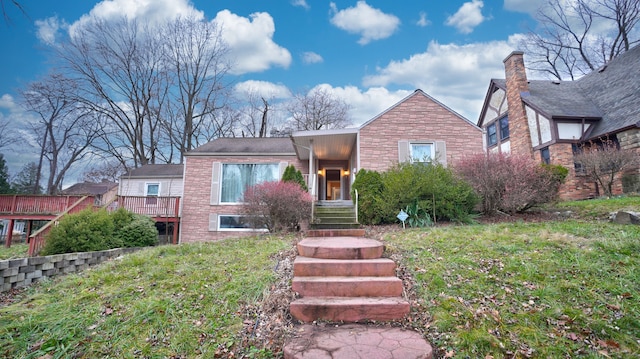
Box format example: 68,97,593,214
119,164,184,198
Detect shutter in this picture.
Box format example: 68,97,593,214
210,162,221,205
279,161,288,179
137,182,144,195
398,140,410,162
435,141,447,167
208,213,218,232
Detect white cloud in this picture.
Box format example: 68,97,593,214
306,84,412,126
363,37,521,121
329,1,400,45
445,0,486,34
302,51,323,64
215,10,292,74
35,16,68,45
417,12,431,27
291,0,310,10
234,80,292,99
504,0,545,16
0,94,17,110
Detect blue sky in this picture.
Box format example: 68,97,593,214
0,0,544,178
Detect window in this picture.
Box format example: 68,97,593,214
218,215,267,231
541,147,550,164
145,183,159,205
499,116,509,139
572,143,584,174
410,143,433,163
220,163,279,203
487,123,497,146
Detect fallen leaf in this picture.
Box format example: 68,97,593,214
445,349,455,358
606,304,621,311
567,332,579,341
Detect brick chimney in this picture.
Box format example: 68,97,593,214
503,51,534,157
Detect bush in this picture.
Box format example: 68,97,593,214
41,208,159,255
456,153,567,214
243,181,313,232
42,209,121,255
282,164,308,191
351,169,385,225
380,162,478,224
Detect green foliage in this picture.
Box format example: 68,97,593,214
542,163,569,184
11,162,43,194
404,201,433,227
41,209,120,255
0,154,13,194
281,164,308,191
351,169,385,224
380,162,478,224
41,208,159,255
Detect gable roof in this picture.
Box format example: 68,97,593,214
122,164,183,178
185,137,295,156
61,181,118,196
481,45,640,138
360,89,480,130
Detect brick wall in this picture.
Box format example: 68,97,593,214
0,247,142,292
359,91,483,172
180,155,308,243
503,52,534,158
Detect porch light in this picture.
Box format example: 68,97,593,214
317,169,324,176
343,170,350,176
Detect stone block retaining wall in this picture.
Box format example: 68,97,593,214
0,247,142,292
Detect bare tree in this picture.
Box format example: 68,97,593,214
162,16,232,162
237,91,272,137
287,87,351,131
1,0,26,24
57,17,169,169
20,73,99,194
521,0,640,80
79,160,127,183
573,139,639,197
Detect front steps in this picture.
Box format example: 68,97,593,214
290,236,410,322
312,201,360,230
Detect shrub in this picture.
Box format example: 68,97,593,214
282,164,308,191
42,209,121,255
243,181,313,232
456,153,567,214
117,215,159,247
351,169,385,225
380,162,478,224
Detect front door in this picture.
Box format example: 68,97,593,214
325,169,341,200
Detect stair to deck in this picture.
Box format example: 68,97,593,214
311,201,360,230
290,236,410,323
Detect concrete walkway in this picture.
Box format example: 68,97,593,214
283,324,432,359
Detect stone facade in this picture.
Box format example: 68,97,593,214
359,91,483,172
0,247,141,292
180,155,308,243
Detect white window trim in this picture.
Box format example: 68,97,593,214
409,142,435,163
145,182,160,196
217,214,269,232
219,163,280,205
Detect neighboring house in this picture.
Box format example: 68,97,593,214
61,180,118,205
478,46,640,200
180,89,483,242
119,164,184,198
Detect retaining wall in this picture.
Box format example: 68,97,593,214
0,247,142,292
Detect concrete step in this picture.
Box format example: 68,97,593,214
306,229,366,237
297,237,384,260
310,223,361,230
294,256,396,277
313,216,357,224
290,296,410,322
292,276,403,297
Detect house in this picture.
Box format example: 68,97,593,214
119,164,184,198
180,89,483,242
61,180,118,205
478,46,640,200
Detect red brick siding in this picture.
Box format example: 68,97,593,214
180,155,308,243
359,93,483,172
503,52,534,158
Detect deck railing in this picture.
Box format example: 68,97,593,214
108,196,181,218
0,195,89,215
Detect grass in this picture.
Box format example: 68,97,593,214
553,195,640,219
0,235,292,358
384,220,640,358
0,243,28,260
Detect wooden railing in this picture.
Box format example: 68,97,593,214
0,195,89,215
28,196,96,256
108,196,180,218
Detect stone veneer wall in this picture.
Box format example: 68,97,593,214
618,128,640,192
359,92,483,172
0,247,142,292
180,155,308,243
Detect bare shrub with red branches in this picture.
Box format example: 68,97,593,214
574,139,639,197
456,153,567,215
242,181,312,233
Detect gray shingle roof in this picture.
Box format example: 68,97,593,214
186,137,295,155
122,164,183,178
61,181,118,196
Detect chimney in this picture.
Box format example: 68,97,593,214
503,51,533,157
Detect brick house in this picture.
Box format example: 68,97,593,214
180,89,483,242
478,46,640,200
